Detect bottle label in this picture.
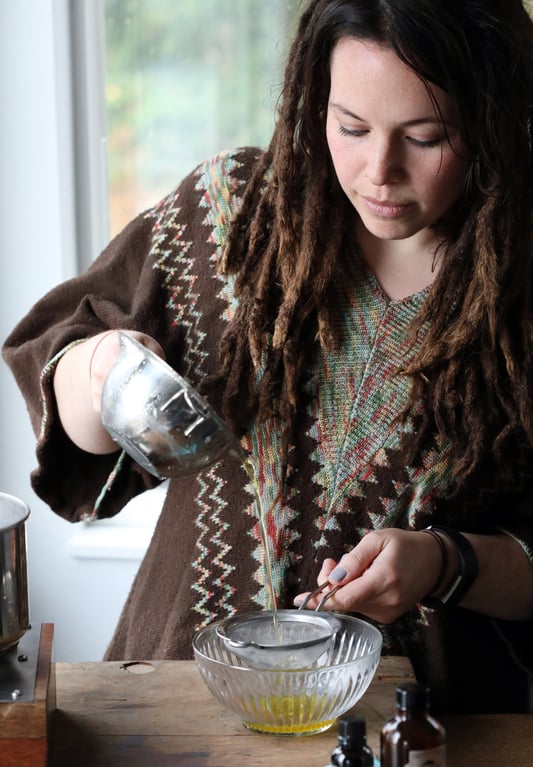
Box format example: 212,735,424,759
405,745,446,766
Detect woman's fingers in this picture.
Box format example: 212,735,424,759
293,530,444,622
89,330,165,412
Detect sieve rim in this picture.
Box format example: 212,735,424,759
216,609,341,651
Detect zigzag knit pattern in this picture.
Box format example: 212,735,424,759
12,142,530,707
147,149,460,620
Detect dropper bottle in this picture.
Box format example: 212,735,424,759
328,715,375,767
380,683,446,766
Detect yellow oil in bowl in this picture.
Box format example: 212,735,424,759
242,693,336,735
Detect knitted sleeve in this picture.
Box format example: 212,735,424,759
1,208,169,521
2,147,261,523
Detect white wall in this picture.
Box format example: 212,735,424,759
0,0,157,661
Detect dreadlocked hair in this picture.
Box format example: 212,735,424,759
388,0,533,483
206,0,533,492
403,190,533,483
206,1,352,488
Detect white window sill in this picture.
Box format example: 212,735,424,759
66,480,168,561
66,524,155,561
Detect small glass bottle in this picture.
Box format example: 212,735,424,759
380,683,446,767
329,715,375,767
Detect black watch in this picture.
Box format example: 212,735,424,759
421,526,479,609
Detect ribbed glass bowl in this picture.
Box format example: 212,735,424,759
192,611,383,736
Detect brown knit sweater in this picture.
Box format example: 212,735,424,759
3,147,533,714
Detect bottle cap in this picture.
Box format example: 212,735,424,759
396,682,430,709
338,715,367,746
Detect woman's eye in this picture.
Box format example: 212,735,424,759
336,124,445,147
407,135,444,148
338,126,367,137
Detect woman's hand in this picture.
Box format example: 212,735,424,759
294,528,533,622
54,330,164,455
294,529,445,624
88,331,164,413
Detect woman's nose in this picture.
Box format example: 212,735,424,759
365,137,404,185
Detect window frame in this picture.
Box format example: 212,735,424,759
70,0,110,272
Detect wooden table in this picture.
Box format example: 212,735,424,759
47,658,533,766
48,657,412,766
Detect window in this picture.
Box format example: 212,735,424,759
73,0,299,263
66,0,300,546
104,0,299,237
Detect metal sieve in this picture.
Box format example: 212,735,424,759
216,609,341,669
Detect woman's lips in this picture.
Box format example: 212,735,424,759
362,196,413,218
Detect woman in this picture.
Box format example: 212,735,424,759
3,0,533,714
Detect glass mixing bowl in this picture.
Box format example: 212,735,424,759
193,611,383,736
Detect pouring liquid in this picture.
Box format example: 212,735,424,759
243,457,280,641
240,458,338,735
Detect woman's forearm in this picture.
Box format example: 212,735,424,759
460,531,533,620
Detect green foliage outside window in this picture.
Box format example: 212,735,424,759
104,0,301,233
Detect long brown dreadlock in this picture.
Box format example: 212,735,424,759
207,0,533,491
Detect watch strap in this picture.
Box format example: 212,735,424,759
421,526,479,609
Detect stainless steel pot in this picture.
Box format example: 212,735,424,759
101,333,245,479
0,492,30,653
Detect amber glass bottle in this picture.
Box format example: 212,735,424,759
380,683,446,767
330,715,375,767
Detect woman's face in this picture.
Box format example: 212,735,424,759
326,37,469,245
